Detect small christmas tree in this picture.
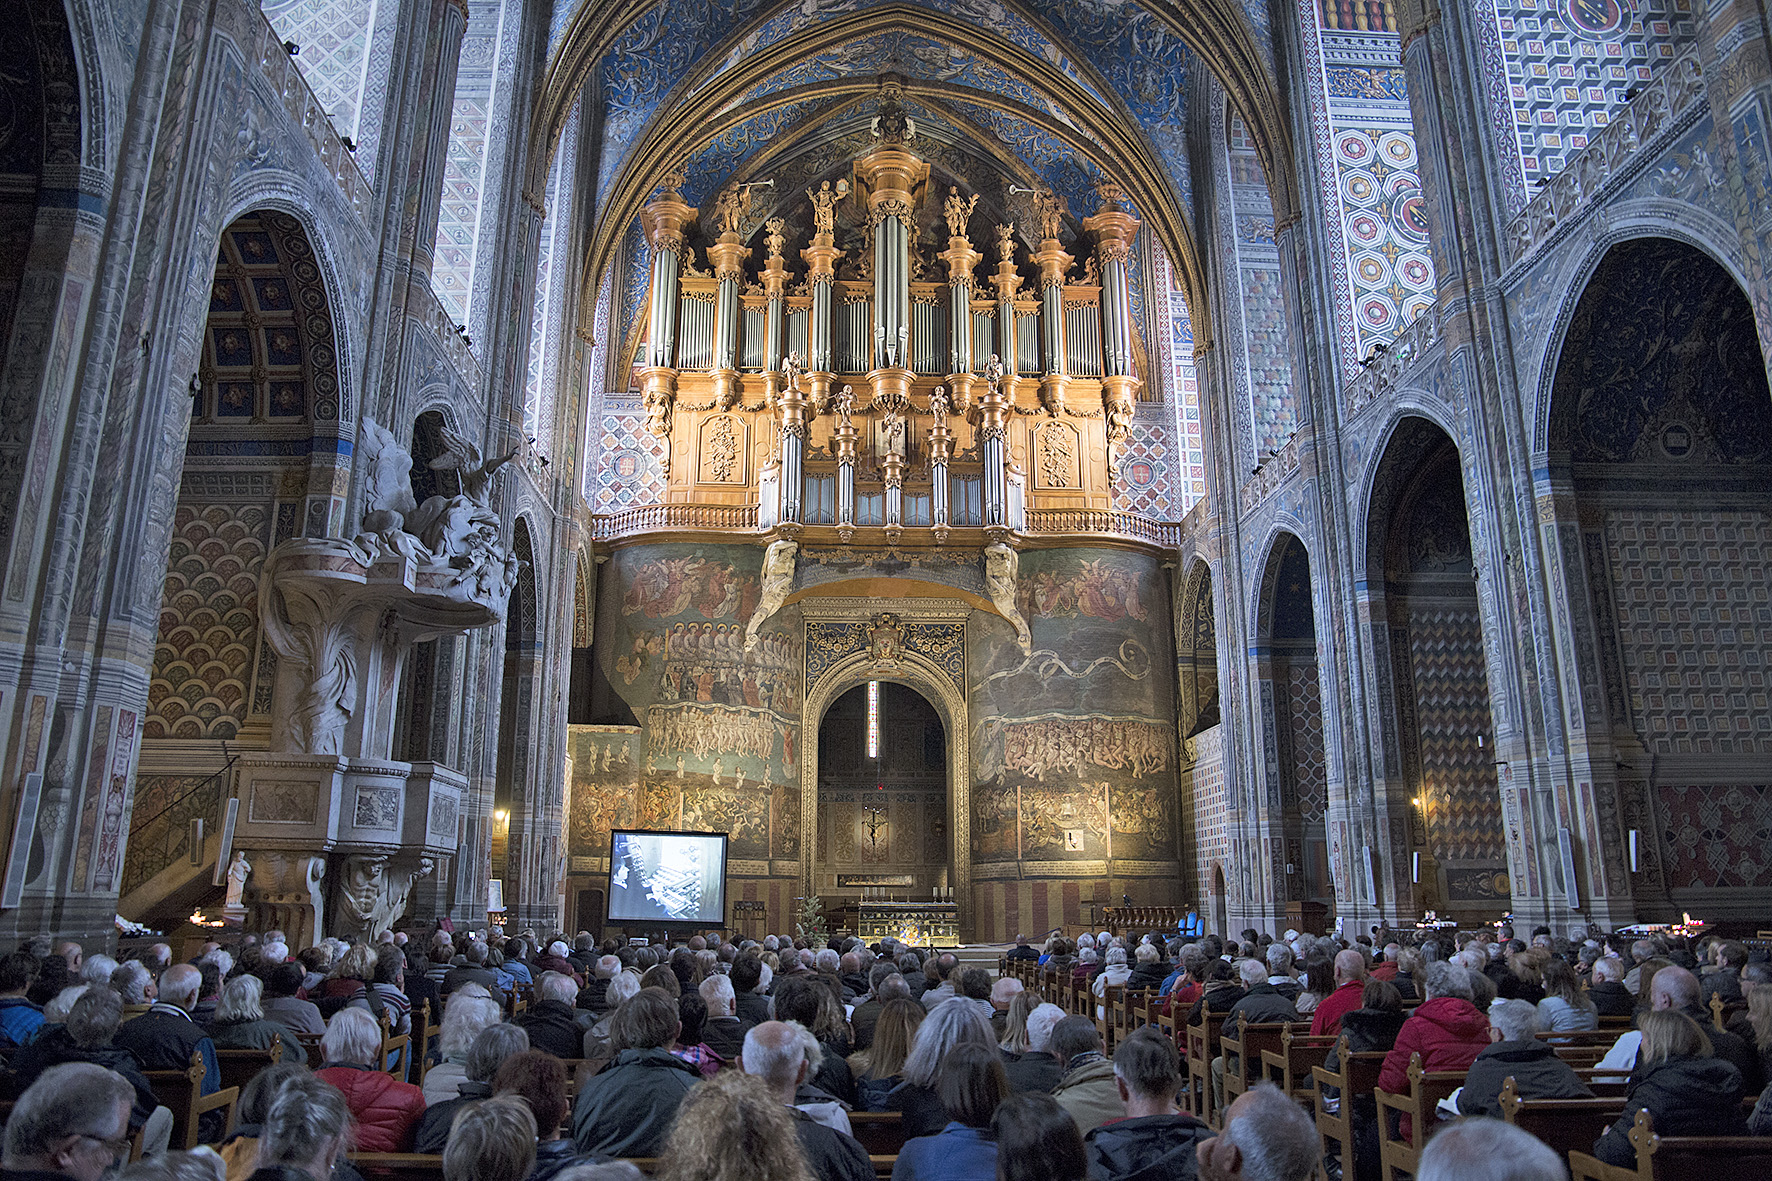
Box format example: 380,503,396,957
795,894,828,943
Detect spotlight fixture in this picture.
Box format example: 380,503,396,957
340,136,357,152
283,40,300,55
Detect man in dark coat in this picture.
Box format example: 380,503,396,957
1588,957,1636,1017
3,988,159,1136
441,941,506,1006
741,1021,872,1181
1003,1003,1067,1093
731,955,772,1026
1458,999,1593,1119
1085,1028,1212,1181
571,989,700,1157
114,964,223,1142
1005,935,1040,962
515,972,588,1059
848,964,904,1053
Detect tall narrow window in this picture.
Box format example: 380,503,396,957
867,680,879,759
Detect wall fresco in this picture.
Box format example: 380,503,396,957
565,727,641,862
968,546,1180,875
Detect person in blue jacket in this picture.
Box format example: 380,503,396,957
892,1041,1007,1181
0,952,45,1045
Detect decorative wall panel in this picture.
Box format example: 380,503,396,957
1655,784,1772,889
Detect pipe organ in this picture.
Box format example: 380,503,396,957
635,97,1145,542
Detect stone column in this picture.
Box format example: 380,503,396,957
1033,238,1073,415
979,361,1010,533
707,232,748,410
778,365,811,529
639,177,693,450
1084,192,1142,479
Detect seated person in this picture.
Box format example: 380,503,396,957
1084,1028,1211,1181
1457,999,1592,1119
571,987,700,1157
314,1007,427,1151
1593,1010,1747,1166
493,1050,604,1181
414,1021,530,1153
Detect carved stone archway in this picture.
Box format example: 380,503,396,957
799,598,973,940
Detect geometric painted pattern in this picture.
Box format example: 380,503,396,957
1285,663,1327,823
1227,116,1297,457
261,0,373,140
144,503,271,741
527,102,580,441
1408,603,1504,863
1655,784,1772,890
1604,510,1772,755
433,0,508,327
1111,412,1178,521
1146,243,1205,513
1187,725,1229,902
1474,0,1695,211
200,213,337,423
589,399,668,512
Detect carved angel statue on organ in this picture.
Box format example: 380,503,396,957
944,186,980,238
995,223,1016,264
780,350,804,395
928,385,950,432
834,383,856,426
983,352,1005,393
1033,188,1066,241
1073,254,1101,286
764,217,788,260
711,186,751,236
807,178,850,236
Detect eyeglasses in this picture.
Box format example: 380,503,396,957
77,1132,132,1158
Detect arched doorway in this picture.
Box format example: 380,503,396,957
800,647,972,940
1545,237,1772,922
119,209,345,928
1366,418,1502,923
1254,534,1330,930
815,682,950,925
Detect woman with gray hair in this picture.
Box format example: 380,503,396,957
425,990,505,1104
412,1022,530,1153
315,1007,426,1151
207,974,305,1062
256,1072,355,1181
885,996,998,1137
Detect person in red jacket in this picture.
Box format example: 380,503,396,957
1378,962,1491,1141
315,1006,427,1151
1310,950,1371,1037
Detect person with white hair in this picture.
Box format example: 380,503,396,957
514,970,584,1059
535,939,583,985
316,1006,426,1150
207,973,306,1062
79,954,117,992
1092,947,1134,1019
699,974,746,1059
583,970,642,1060
1417,1116,1565,1181
1194,1082,1319,1181
1378,963,1490,1138
40,985,88,1028
1004,1002,1068,1094
1588,955,1635,1016
1,1061,137,1180
109,961,154,1005
1455,998,1591,1119
741,1021,873,1181
425,990,505,1104
114,963,225,1140
261,940,289,964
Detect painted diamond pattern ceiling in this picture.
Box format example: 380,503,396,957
262,0,373,141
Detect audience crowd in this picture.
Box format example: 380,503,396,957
0,918,1766,1181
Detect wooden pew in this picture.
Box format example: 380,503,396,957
405,998,431,1085
352,1154,903,1179
1568,1108,1772,1181
1260,1026,1335,1103
1372,1052,1465,1181
1183,1009,1228,1127
848,1111,908,1156
1221,1020,1297,1111
1311,1035,1387,1181
295,1033,325,1069
214,1045,280,1094
142,1050,241,1148
378,1009,410,1075
1498,1076,1627,1162
1709,995,1745,1033
1095,984,1124,1052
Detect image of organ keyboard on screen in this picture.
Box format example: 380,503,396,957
607,829,730,925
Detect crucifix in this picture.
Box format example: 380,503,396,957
863,805,887,850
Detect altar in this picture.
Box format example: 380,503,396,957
858,901,960,947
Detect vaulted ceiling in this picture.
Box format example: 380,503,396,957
529,0,1296,349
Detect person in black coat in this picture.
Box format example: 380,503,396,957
1588,958,1636,1017
1593,1010,1746,1166
514,972,587,1060
740,1021,873,1181
3,989,159,1134
1003,1002,1067,1094
412,1022,530,1153
773,975,856,1107
1320,981,1408,1181
1458,999,1593,1119
730,955,772,1026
